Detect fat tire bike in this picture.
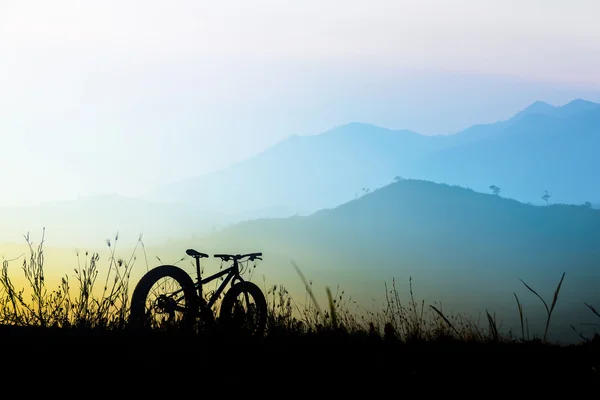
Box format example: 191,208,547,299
129,249,267,336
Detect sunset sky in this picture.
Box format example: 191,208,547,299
1,0,600,205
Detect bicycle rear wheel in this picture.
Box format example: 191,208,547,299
219,281,267,337
129,265,199,331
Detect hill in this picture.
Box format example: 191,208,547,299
167,179,600,344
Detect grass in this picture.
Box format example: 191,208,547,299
0,231,599,381
0,229,134,329
1,230,598,343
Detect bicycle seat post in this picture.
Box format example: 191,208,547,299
194,255,203,298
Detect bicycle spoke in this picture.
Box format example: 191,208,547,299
144,276,190,330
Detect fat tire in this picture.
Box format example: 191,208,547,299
219,281,267,337
129,265,199,331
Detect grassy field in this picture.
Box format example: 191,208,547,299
1,231,599,385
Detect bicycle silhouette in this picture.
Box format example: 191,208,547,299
129,248,267,336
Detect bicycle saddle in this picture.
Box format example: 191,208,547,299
186,249,209,258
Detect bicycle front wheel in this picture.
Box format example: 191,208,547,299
129,265,199,331
219,281,267,337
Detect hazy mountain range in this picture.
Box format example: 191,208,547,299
147,99,600,215
411,99,600,206
1,98,599,247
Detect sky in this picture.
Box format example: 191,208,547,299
1,0,600,206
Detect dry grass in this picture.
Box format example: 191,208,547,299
0,229,136,329
0,232,597,348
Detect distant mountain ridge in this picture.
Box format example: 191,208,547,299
147,98,600,215
147,121,457,214
412,103,600,205
449,98,600,143
511,99,600,120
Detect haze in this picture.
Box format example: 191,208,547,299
1,0,600,205
2,1,600,345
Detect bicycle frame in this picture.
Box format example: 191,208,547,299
193,257,244,310
160,255,253,317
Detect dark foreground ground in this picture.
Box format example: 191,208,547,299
1,325,599,389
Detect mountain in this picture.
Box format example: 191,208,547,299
447,100,556,145
512,100,556,119
147,122,457,215
549,99,600,118
148,99,600,216
447,98,600,144
510,99,599,120
413,103,600,205
168,179,600,343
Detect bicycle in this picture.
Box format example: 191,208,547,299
129,248,268,336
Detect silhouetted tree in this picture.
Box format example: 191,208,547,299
489,185,501,196
393,176,403,183
356,188,370,198
542,190,551,206
584,201,592,208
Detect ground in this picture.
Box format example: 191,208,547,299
1,325,598,389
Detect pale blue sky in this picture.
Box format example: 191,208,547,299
1,0,600,206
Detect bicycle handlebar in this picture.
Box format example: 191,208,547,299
214,252,262,261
